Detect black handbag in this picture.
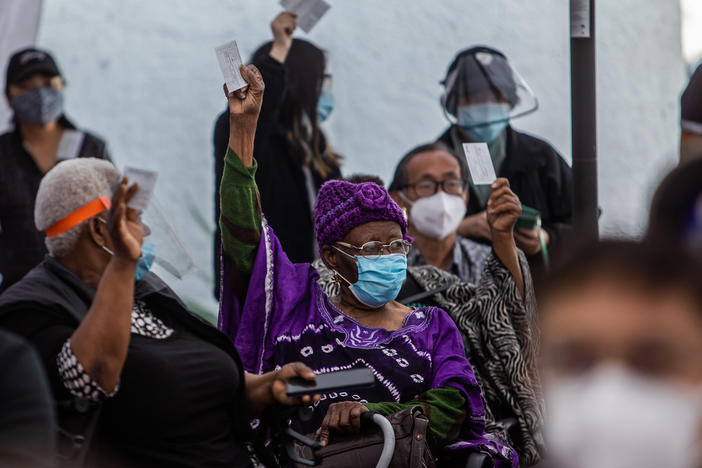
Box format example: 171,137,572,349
293,406,435,468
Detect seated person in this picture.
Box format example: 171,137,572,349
218,64,520,466
0,158,317,467
389,142,491,285
315,178,543,466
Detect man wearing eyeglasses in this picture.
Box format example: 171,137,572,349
389,142,492,285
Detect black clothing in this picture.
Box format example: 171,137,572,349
0,116,110,293
0,257,253,468
682,64,702,131
437,125,573,246
213,55,340,296
0,330,56,468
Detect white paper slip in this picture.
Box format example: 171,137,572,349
215,40,247,93
462,143,497,185
280,0,330,33
123,167,158,212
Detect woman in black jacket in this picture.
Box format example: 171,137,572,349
0,157,317,467
213,11,340,294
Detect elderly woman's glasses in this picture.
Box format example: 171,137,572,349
335,239,411,259
405,179,465,198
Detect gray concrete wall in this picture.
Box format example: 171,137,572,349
35,0,684,318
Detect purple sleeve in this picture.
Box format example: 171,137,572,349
430,307,487,424
218,223,320,374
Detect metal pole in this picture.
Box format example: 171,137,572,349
570,0,599,240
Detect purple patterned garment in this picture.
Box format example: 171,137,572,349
219,222,517,466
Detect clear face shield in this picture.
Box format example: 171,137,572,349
441,49,539,135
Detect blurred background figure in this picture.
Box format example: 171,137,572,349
538,241,702,468
389,142,491,285
212,11,341,296
0,329,55,468
0,47,110,294
681,64,702,163
437,46,572,267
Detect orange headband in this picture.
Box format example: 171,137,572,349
45,195,111,238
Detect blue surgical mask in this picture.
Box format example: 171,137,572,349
11,87,63,125
333,249,407,308
458,102,510,143
102,242,156,282
317,91,334,123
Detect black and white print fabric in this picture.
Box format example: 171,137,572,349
56,301,174,403
313,252,544,466
57,340,119,402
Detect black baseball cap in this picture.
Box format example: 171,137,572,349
5,47,62,95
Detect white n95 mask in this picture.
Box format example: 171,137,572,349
544,365,702,468
402,191,466,240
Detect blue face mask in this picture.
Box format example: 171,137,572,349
101,242,155,282
135,243,156,281
317,91,334,123
333,249,407,308
458,102,510,143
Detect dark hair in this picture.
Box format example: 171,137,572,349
538,240,702,313
388,142,469,192
251,39,340,177
345,174,385,186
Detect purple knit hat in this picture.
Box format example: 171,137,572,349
314,180,410,250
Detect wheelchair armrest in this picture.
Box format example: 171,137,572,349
464,452,493,468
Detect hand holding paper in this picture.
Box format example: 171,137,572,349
279,0,330,33
123,167,158,212
486,178,521,235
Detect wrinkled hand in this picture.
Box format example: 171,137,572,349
271,362,320,406
106,178,143,262
224,64,265,121
486,178,521,234
271,11,297,49
458,211,491,241
515,227,549,256
316,401,369,447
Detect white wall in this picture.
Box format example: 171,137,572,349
36,0,683,318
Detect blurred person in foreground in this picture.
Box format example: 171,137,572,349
681,63,702,163
0,47,110,293
218,63,523,465
0,158,318,467
212,11,340,296
389,142,492,285
538,241,702,468
437,46,572,266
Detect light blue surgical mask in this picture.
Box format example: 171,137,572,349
333,249,407,308
102,242,156,282
317,91,334,123
458,102,510,143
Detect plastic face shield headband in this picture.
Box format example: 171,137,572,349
45,196,111,238
441,50,539,128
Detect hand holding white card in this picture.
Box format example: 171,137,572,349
462,143,497,185
280,0,330,33
215,40,247,93
124,167,158,212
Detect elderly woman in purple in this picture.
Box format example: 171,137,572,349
219,65,526,466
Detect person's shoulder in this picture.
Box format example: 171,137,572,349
0,329,34,355
509,127,570,168
435,126,453,145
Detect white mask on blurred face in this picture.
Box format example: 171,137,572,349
545,365,702,468
401,191,466,240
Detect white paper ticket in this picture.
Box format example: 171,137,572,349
462,143,497,185
124,167,158,212
280,0,331,33
215,40,247,93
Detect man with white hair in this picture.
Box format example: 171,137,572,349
0,157,319,466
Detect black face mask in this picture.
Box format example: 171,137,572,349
11,87,63,125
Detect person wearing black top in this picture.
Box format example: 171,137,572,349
0,157,318,467
213,11,341,296
681,63,702,163
0,48,110,293
436,46,572,266
0,330,56,468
